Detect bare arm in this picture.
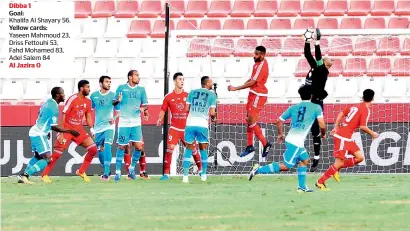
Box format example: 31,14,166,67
334,111,344,129
229,80,256,91
209,107,216,122
276,119,284,137
157,110,165,126
317,118,327,138
360,126,378,138
185,104,191,113
85,112,94,135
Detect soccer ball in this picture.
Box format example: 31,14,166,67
303,28,315,42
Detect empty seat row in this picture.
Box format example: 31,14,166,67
75,0,410,18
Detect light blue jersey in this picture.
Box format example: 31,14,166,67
186,88,217,128
29,98,59,137
90,90,116,133
115,83,148,127
279,100,323,147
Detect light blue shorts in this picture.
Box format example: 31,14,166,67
29,135,51,155
184,126,209,144
283,142,309,169
117,126,142,145
95,129,114,148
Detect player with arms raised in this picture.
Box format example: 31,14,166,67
249,85,326,193
157,72,202,181
41,80,98,183
228,46,272,158
113,70,149,181
18,87,80,184
316,89,378,190
183,76,217,183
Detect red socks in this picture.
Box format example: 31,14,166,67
124,153,131,174
192,150,202,172
247,126,254,146
249,123,267,146
139,154,146,173
78,145,97,174
42,151,62,176
342,158,356,168
163,149,173,175
318,164,338,184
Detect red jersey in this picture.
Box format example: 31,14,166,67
161,91,188,130
335,103,370,139
250,59,269,95
62,94,92,129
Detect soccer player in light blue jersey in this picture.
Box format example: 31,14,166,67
249,85,327,193
183,76,217,183
90,76,117,180
113,70,149,181
18,87,80,184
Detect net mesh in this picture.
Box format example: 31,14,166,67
168,18,410,176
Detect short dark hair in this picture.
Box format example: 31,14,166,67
78,80,89,91
51,87,63,98
255,46,266,53
298,85,312,100
173,72,183,81
363,89,375,102
201,76,210,86
128,70,137,79
99,75,111,84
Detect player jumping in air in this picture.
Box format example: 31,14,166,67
303,28,333,172
183,76,217,183
113,70,149,181
41,80,98,183
18,87,80,184
228,46,272,158
316,89,378,190
249,85,327,193
90,76,117,180
157,72,202,181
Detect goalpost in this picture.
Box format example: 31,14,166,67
163,11,410,176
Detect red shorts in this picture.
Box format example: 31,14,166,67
333,136,360,160
54,128,90,150
168,127,197,149
247,92,267,116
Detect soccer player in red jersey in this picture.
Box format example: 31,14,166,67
157,72,202,180
41,80,98,183
227,46,272,158
316,89,379,190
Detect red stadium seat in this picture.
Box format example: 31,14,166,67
376,36,400,55
391,58,410,76
151,20,175,38
317,18,339,29
17,101,36,105
261,38,281,56
200,19,221,30
295,59,310,77
347,0,371,16
185,0,208,17
138,0,162,18
210,39,234,57
367,58,391,77
301,0,325,16
161,0,185,18
353,37,377,55
401,38,410,55
328,37,352,56
277,0,301,17
364,18,386,29
270,19,291,30
0,101,11,105
177,19,198,30
75,1,92,18
186,39,211,57
234,39,258,57
395,0,410,16
371,0,395,16
127,20,151,38
254,0,278,17
328,58,343,77
340,18,362,29
114,0,139,18
343,58,367,77
310,38,329,55
294,18,315,29
91,0,115,18
324,0,348,16
231,0,254,17
223,19,245,30
207,0,231,17
388,17,410,28
282,38,304,56
247,19,268,30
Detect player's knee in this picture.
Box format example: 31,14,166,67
168,144,175,151
300,159,309,166
186,144,194,150
99,146,105,152
88,145,98,155
355,154,364,163
135,143,143,151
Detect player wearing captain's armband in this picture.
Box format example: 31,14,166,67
227,46,272,158
157,72,202,181
316,89,378,191
183,76,217,183
249,85,326,193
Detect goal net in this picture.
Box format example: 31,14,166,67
168,21,410,176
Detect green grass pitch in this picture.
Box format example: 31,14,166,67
2,175,410,231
